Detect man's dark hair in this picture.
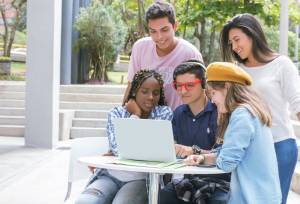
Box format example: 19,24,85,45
173,60,206,89
145,1,176,25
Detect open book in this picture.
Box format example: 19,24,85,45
111,159,186,169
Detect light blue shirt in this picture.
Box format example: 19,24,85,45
216,107,281,204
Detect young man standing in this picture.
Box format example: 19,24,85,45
159,60,229,204
123,1,202,110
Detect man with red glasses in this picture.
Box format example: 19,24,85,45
159,60,229,204
123,1,202,110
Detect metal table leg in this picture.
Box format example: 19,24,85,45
148,173,160,204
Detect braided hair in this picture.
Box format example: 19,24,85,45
126,70,166,106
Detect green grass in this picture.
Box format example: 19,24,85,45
14,31,27,45
107,71,128,84
0,74,25,81
0,62,26,81
11,62,26,73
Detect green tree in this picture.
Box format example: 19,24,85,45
0,0,26,57
74,2,127,82
175,0,278,64
112,0,152,54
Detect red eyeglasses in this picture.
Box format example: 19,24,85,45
173,79,202,91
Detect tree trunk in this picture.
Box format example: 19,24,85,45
207,23,216,64
182,0,190,38
137,0,145,36
194,19,207,63
0,0,26,57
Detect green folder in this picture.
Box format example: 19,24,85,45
112,159,186,169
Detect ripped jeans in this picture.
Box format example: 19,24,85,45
75,169,148,204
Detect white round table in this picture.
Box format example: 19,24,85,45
78,156,225,204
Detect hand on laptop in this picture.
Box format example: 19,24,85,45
175,144,193,158
126,99,142,117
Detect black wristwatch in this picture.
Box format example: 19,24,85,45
192,145,202,155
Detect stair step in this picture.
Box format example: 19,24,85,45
60,102,120,110
72,118,107,128
70,127,106,138
0,107,25,116
0,100,24,108
60,93,123,103
0,92,25,100
60,85,126,95
0,116,25,125
0,84,25,92
74,110,109,119
0,125,24,137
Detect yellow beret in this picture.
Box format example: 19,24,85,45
206,62,252,86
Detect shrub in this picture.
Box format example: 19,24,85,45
74,2,127,82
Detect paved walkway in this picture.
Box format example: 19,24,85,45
0,136,299,204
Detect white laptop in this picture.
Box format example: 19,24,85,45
113,118,177,163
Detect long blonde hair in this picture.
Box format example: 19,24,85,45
208,81,272,143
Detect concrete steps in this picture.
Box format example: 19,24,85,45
0,99,24,107
0,92,24,100
70,127,106,138
60,84,126,95
74,110,109,119
0,83,125,138
0,116,25,125
60,93,123,103
72,118,107,128
60,101,120,110
0,107,25,116
0,125,24,137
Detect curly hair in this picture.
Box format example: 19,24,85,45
126,70,166,106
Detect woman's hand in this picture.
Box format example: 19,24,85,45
126,99,142,117
175,144,193,158
184,155,204,166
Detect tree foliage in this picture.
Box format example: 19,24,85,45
0,0,26,57
76,0,300,75
75,2,127,82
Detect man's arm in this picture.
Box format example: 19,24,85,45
122,81,132,106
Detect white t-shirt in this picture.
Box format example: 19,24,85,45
127,37,203,110
240,55,300,142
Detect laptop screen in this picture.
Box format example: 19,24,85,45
113,118,177,163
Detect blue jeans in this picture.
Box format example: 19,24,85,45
275,138,298,204
75,169,148,204
159,182,229,204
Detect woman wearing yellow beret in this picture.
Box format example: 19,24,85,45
185,62,281,204
220,13,299,204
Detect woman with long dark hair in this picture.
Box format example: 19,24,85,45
219,13,300,204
